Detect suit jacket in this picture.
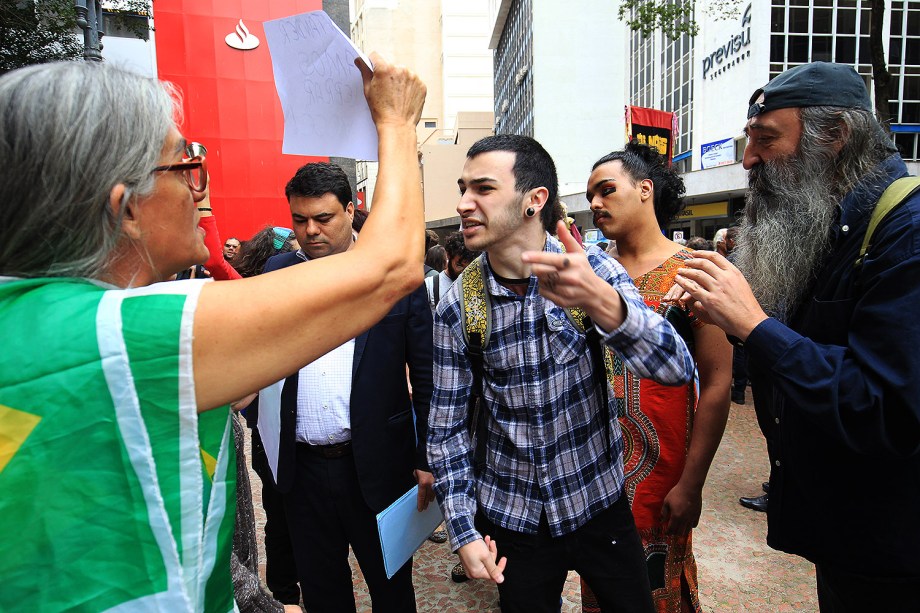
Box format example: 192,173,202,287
262,251,433,513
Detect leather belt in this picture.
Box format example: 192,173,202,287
300,440,352,458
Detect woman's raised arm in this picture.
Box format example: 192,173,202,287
192,53,427,411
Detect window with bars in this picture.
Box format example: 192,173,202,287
660,11,694,157
629,1,693,158
768,0,873,79
769,0,919,160
631,29,656,109
493,0,534,136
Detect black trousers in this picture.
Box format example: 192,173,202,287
475,495,654,613
283,444,416,613
732,345,748,395
816,563,920,612
250,429,301,605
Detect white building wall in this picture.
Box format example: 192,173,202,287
351,0,494,213
531,1,626,200
691,1,770,174
101,32,157,77
441,0,495,136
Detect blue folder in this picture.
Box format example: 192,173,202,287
376,486,445,579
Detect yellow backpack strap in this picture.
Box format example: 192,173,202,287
557,242,620,414
558,243,588,332
557,241,621,462
855,176,920,269
459,254,491,351
458,254,491,475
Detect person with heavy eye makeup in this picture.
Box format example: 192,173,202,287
582,141,731,612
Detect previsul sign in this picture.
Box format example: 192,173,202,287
702,3,751,80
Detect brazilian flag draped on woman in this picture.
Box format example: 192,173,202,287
0,277,236,612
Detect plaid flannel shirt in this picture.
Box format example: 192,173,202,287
427,235,694,552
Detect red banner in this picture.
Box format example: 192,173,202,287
626,106,676,164
154,0,327,240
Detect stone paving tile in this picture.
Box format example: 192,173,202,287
244,387,818,611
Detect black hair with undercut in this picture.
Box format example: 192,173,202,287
592,140,686,229
285,162,352,208
466,134,563,232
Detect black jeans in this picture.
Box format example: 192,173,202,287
475,495,654,613
732,345,748,396
250,428,302,605
816,563,920,612
283,445,416,613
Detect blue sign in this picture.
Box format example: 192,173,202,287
701,138,735,169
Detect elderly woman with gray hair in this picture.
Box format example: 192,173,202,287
0,56,425,611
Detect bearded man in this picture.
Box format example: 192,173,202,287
674,62,920,609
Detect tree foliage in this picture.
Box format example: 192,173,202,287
617,0,699,40
618,1,750,40
0,0,83,73
0,0,151,75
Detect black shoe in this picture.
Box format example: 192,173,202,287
739,493,768,512
732,390,746,405
427,530,448,544
762,481,770,494
451,561,469,583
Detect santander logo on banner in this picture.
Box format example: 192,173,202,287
225,19,260,50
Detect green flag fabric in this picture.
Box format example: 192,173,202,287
0,277,236,612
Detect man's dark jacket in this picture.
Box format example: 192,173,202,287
745,154,920,578
260,251,433,512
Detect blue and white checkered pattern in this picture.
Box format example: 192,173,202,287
427,235,694,552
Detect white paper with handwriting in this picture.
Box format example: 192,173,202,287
264,10,377,160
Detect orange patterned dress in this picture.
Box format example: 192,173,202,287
582,250,703,613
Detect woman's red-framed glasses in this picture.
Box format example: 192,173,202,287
151,155,208,194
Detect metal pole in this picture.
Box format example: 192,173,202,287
74,0,104,61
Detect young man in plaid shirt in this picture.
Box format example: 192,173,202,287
427,135,694,612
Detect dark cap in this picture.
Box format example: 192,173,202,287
747,62,872,119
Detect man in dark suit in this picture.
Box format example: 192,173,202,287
261,162,433,613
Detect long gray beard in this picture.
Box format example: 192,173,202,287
734,152,839,321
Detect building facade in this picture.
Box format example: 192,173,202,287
477,0,920,240
350,0,495,222
487,0,627,221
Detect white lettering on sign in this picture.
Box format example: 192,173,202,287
702,3,751,80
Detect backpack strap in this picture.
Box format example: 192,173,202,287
561,244,620,460
566,306,615,462
855,176,920,270
432,274,440,309
459,255,491,350
560,250,619,412
459,254,490,475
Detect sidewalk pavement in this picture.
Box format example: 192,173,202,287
246,388,818,611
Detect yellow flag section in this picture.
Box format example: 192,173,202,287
0,404,40,474
202,447,219,481
0,277,236,612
